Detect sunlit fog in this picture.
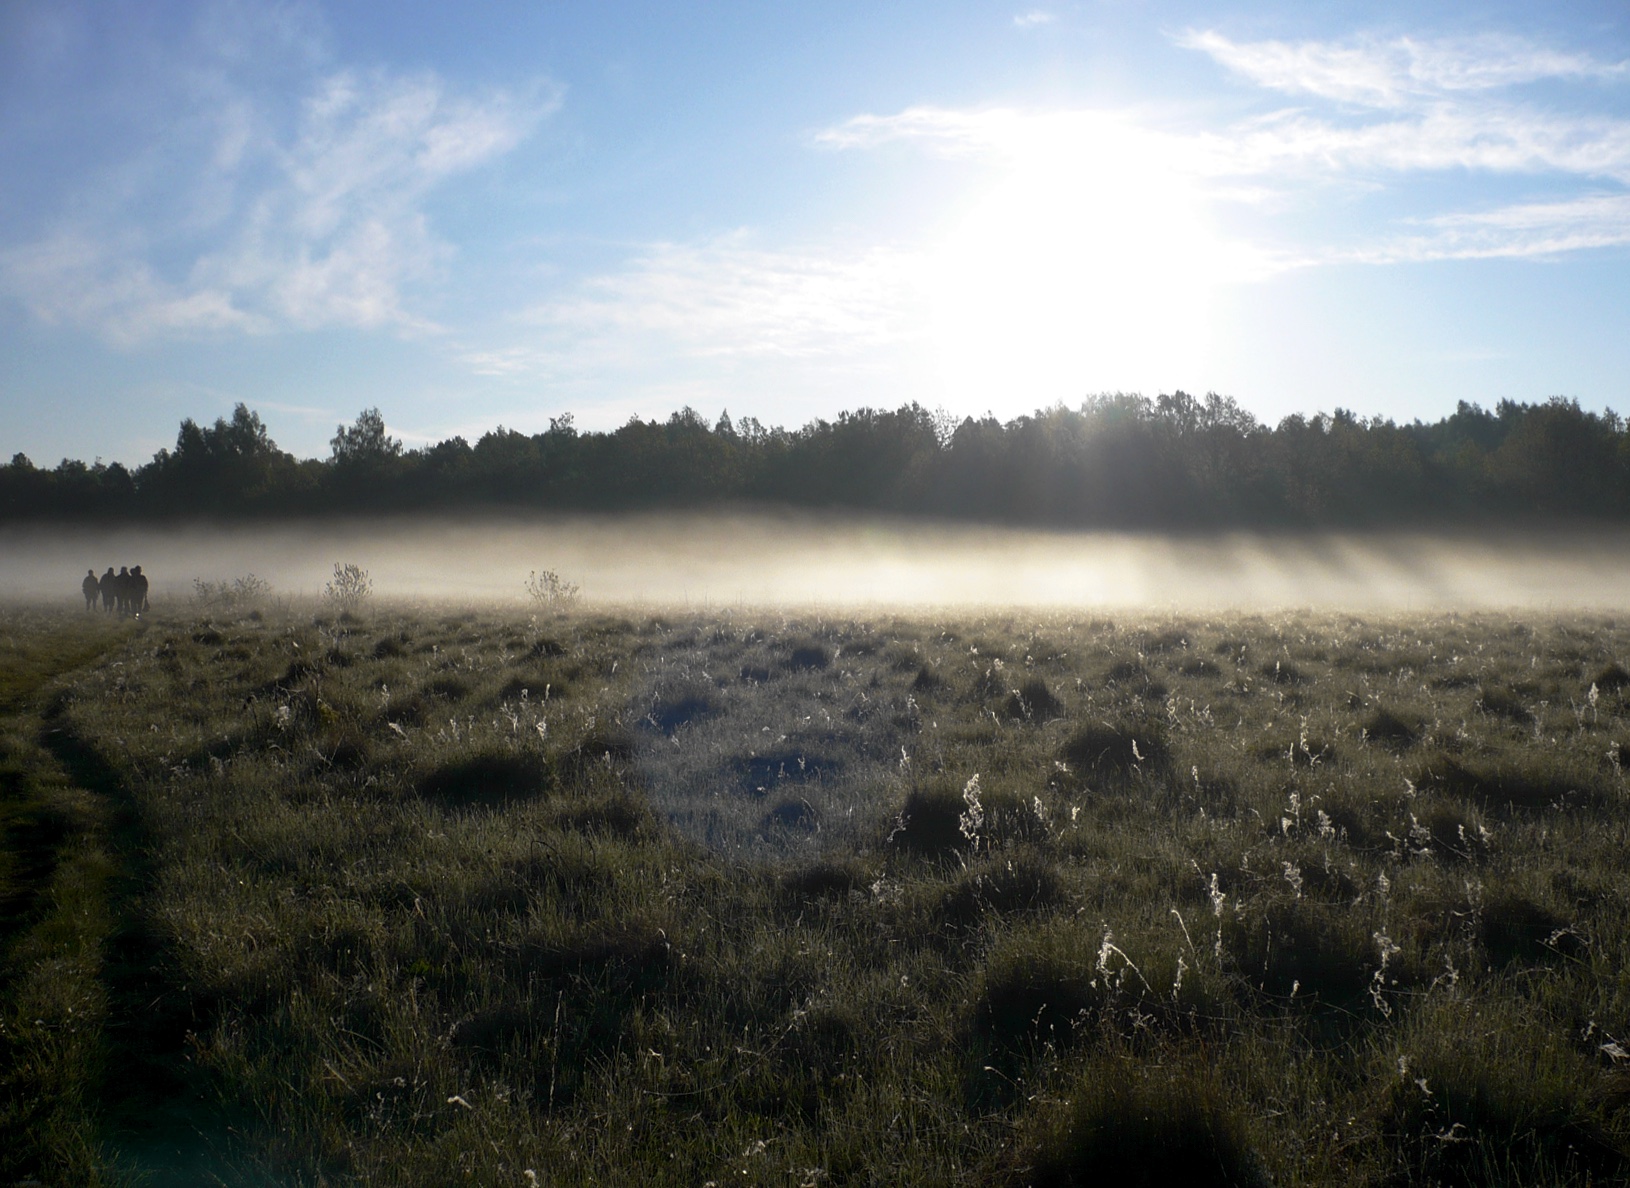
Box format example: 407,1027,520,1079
8,513,1630,612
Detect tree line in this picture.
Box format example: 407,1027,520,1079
5,393,1628,527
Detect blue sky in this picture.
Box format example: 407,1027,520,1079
4,0,1630,465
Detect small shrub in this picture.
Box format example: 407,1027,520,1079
191,573,273,613
324,562,372,612
1178,656,1222,678
524,569,581,609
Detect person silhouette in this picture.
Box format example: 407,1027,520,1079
114,566,131,615
99,567,116,612
130,565,149,616
82,569,99,611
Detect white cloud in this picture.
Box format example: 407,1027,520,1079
507,235,926,371
0,27,556,344
2,232,266,344
1179,30,1628,108
1014,11,1055,30
1355,193,1630,262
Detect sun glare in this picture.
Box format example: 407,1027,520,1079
924,113,1236,410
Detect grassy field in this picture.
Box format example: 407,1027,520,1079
3,596,1630,1186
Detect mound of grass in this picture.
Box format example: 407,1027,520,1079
423,673,471,701
1364,706,1420,747
1476,684,1531,721
787,642,831,671
1258,660,1309,686
1060,720,1168,775
1416,753,1602,811
780,860,865,901
1178,656,1222,678
972,940,1094,1052
418,752,551,806
888,784,970,856
1225,901,1376,1007
643,681,719,734
941,855,1062,927
762,798,819,831
910,664,945,693
371,634,408,658
1005,676,1063,721
1478,892,1584,966
1591,661,1630,692
518,921,674,998
733,749,840,797
1011,1072,1269,1188
1379,1018,1630,1188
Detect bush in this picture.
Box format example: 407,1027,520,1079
324,562,372,611
524,569,581,609
191,573,272,612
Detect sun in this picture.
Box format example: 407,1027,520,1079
922,112,1237,411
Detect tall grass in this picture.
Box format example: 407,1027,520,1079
4,601,1630,1183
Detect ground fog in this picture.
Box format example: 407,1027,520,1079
6,513,1630,611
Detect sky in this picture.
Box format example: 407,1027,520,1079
4,0,1630,466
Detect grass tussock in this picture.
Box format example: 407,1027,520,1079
1010,1069,1270,1188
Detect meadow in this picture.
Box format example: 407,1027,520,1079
3,594,1630,1186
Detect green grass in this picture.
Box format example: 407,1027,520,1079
4,599,1630,1184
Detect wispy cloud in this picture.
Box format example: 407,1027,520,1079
1179,31,1628,109
0,12,555,344
1014,11,1055,30
472,234,925,380
1356,193,1630,263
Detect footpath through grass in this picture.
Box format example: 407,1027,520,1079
0,608,140,1184
5,599,1630,1185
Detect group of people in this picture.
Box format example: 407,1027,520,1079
83,566,149,616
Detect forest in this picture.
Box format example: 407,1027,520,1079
4,392,1627,526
